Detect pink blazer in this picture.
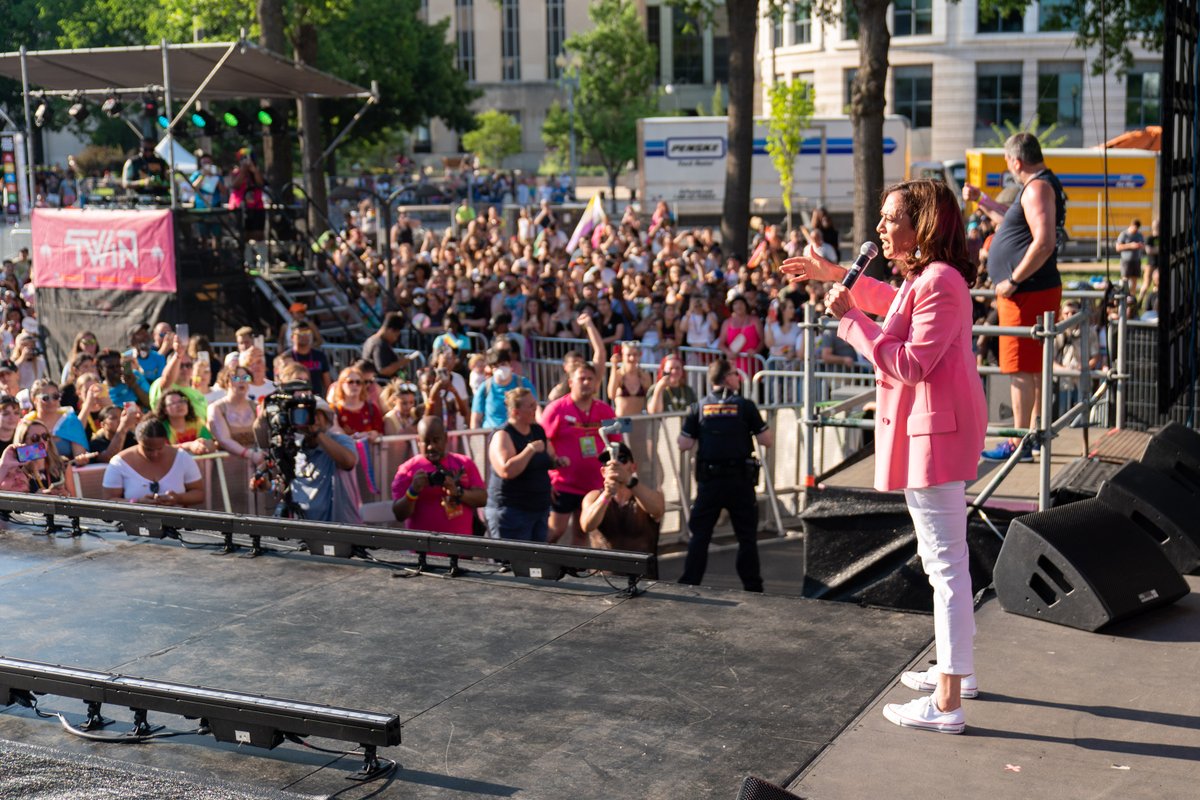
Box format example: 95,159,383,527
837,262,987,492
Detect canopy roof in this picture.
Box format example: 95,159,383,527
1099,126,1162,152
0,41,370,100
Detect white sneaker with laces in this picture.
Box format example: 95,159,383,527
883,695,965,734
900,668,979,698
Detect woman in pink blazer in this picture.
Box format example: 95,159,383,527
783,179,986,735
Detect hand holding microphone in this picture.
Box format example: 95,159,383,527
823,242,878,320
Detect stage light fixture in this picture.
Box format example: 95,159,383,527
67,94,89,123
101,93,123,118
190,108,216,130
222,109,240,127
256,107,275,127
0,654,400,773
33,94,52,128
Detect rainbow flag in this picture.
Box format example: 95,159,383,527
567,194,607,252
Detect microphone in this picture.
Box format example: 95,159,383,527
840,241,879,290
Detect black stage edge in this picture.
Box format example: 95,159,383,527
0,518,932,799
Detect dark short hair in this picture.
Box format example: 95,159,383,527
382,311,406,332
135,417,170,443
708,357,733,387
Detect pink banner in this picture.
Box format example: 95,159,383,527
31,209,176,293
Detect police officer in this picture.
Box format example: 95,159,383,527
677,358,773,592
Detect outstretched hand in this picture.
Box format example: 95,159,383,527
781,254,845,284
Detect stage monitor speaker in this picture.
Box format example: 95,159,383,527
1141,422,1200,494
1049,457,1122,506
735,776,803,800
995,499,1189,631
1096,461,1200,573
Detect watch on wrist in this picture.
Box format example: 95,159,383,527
626,476,639,489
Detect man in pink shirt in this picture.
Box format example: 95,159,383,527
541,363,617,546
392,417,486,537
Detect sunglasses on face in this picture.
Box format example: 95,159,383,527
598,451,632,466
231,374,252,383
25,434,47,444
81,338,97,346
345,379,363,385
178,362,194,369
38,393,61,403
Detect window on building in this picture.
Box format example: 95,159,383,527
975,62,1022,134
455,0,475,81
1037,61,1083,132
893,64,933,128
844,67,858,114
1125,64,1161,129
793,1,812,45
501,0,521,81
419,0,428,22
793,71,815,87
673,11,704,84
893,0,932,37
712,25,730,85
1038,0,1077,32
772,9,784,49
843,3,859,40
978,6,1023,33
547,0,566,80
413,124,432,154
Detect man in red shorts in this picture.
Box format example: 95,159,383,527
963,132,1066,462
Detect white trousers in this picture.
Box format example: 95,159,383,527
904,481,975,677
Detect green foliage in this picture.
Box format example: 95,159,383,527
695,82,726,116
462,110,523,168
564,0,660,190
540,100,573,174
984,114,1067,149
766,79,815,229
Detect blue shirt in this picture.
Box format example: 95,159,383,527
293,432,361,524
470,375,536,429
125,348,167,383
108,373,150,409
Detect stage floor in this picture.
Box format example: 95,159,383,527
0,518,932,799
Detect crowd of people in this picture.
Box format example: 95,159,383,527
1,139,1152,573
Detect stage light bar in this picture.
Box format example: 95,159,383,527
0,493,656,586
0,655,400,761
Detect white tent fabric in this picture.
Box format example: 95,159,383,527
0,41,369,100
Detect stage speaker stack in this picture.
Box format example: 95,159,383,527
994,499,1189,631
735,776,803,800
1048,457,1122,506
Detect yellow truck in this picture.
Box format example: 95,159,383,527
964,147,1159,259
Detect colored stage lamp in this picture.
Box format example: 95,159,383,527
191,109,216,130
256,107,276,127
156,112,172,130
33,95,52,128
101,93,123,118
222,109,241,128
67,96,89,123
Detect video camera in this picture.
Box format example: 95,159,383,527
262,381,317,447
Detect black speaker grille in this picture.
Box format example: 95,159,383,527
736,776,803,800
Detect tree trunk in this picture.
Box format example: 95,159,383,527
608,173,618,215
257,0,292,202
294,23,328,237
722,0,758,262
850,0,889,276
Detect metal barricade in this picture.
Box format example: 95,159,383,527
69,452,234,513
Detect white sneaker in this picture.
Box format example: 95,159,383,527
883,695,965,734
900,668,979,699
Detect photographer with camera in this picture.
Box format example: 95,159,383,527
580,441,663,561
391,416,485,537
253,385,360,523
677,358,772,593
